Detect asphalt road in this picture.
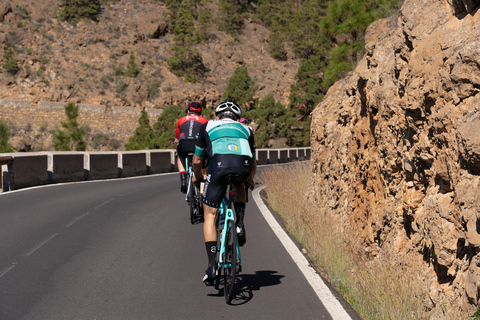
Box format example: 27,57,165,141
0,171,356,320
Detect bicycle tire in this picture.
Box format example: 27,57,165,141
223,219,237,304
214,214,222,290
188,176,195,224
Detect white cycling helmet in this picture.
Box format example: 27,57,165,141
215,98,241,120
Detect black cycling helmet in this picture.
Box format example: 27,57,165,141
187,102,202,114
215,98,241,120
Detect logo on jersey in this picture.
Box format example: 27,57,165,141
228,144,238,152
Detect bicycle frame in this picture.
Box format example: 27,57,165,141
215,185,241,300
184,155,202,224
217,199,241,269
185,156,194,202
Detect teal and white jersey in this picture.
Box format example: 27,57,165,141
194,118,256,160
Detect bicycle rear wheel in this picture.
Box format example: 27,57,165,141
223,219,237,304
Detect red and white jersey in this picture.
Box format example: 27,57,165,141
175,115,209,141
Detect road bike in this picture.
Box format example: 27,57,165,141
214,178,242,304
185,155,203,224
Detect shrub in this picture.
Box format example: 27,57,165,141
3,48,19,75
0,121,13,153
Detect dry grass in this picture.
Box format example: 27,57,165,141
260,161,427,320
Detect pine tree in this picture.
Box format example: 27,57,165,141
126,52,141,78
289,55,325,122
167,3,207,83
56,0,101,25
151,105,184,149
196,7,212,43
125,110,154,150
268,31,287,61
217,0,246,37
53,102,87,151
222,65,256,110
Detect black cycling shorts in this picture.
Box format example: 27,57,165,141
202,154,253,208
177,140,208,169
177,140,197,159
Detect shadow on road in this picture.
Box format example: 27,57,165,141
208,270,284,305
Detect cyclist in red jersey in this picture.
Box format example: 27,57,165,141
175,102,209,193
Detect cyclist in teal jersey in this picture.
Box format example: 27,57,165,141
192,98,256,285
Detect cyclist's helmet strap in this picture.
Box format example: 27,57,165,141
188,102,202,115
215,98,241,120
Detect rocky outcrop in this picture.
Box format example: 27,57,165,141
311,0,480,315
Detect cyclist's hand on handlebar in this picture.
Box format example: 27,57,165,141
246,178,255,190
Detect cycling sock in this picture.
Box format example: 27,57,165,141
205,241,216,268
234,202,245,226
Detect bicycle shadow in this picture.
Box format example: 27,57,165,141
207,270,284,305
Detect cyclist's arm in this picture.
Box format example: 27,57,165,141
246,127,256,189
193,122,208,182
246,161,256,190
192,154,203,182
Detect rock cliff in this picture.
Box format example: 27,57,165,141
311,0,480,315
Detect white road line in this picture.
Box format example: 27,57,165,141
65,211,90,228
25,233,58,257
252,186,353,320
119,189,140,197
0,265,15,278
94,198,114,209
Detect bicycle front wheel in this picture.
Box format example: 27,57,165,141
223,219,237,304
188,178,195,224
214,215,222,290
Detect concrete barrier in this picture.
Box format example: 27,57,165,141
256,149,268,165
288,149,297,161
1,155,14,191
150,150,175,174
268,149,279,164
279,149,289,163
1,153,48,191
51,152,85,183
298,148,305,161
0,147,310,192
121,152,147,178
88,152,119,180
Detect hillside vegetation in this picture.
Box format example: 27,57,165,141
0,0,403,150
